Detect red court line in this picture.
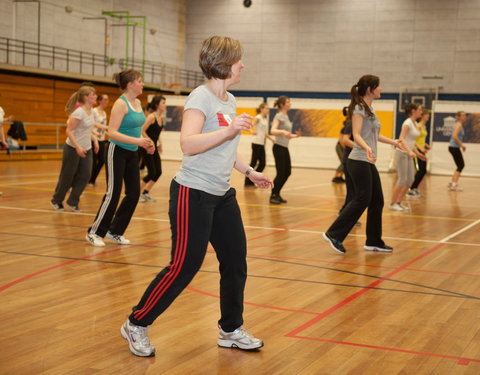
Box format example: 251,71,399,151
286,243,446,337
0,238,170,293
282,242,480,366
0,247,123,292
290,335,480,366
246,252,480,278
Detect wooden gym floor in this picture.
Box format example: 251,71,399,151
0,159,479,375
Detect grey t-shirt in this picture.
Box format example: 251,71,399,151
348,105,381,163
174,85,240,196
273,112,292,147
66,107,94,150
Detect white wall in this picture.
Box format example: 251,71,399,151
185,0,480,94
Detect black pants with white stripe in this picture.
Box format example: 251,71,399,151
88,142,140,237
129,180,247,332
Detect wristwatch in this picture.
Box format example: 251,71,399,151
245,167,254,176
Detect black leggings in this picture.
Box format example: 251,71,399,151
143,149,162,183
245,143,266,185
272,144,291,195
448,146,464,172
410,150,427,189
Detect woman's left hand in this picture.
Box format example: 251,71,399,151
248,171,274,189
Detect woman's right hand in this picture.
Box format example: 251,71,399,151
75,146,87,158
366,147,376,163
138,137,155,154
461,145,467,152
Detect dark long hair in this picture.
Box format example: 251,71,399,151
348,75,379,119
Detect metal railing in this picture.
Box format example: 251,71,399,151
0,37,109,77
119,58,204,89
0,36,204,89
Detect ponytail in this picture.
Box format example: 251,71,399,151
347,75,379,119
65,86,96,114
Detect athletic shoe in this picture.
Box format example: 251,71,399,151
140,192,156,202
332,177,345,184
139,194,147,203
322,232,346,254
448,184,463,192
389,203,405,211
86,232,105,247
364,244,393,252
269,195,282,205
120,319,155,357
50,199,64,211
67,204,81,212
406,189,420,198
278,195,287,203
106,232,131,245
399,202,409,211
218,326,264,350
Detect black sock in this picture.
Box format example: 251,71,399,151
143,190,149,194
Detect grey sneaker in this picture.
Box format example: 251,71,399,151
120,319,155,357
106,232,131,245
86,232,105,247
50,199,64,211
218,326,264,350
364,244,393,252
67,204,81,212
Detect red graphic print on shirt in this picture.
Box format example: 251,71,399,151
217,113,229,127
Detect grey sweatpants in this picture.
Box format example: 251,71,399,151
394,149,415,187
52,144,92,206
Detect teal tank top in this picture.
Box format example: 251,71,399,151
109,95,146,151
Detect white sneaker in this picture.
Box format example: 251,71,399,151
389,203,405,211
141,192,156,202
86,233,105,247
448,184,463,192
120,319,155,357
106,232,131,245
399,202,410,211
218,326,264,350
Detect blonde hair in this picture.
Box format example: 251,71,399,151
65,86,96,114
256,102,267,114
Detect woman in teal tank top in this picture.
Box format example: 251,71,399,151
86,69,154,247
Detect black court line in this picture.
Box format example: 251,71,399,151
2,250,478,301
0,231,170,249
247,255,479,300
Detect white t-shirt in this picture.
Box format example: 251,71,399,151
66,107,94,150
400,118,420,152
252,114,268,145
